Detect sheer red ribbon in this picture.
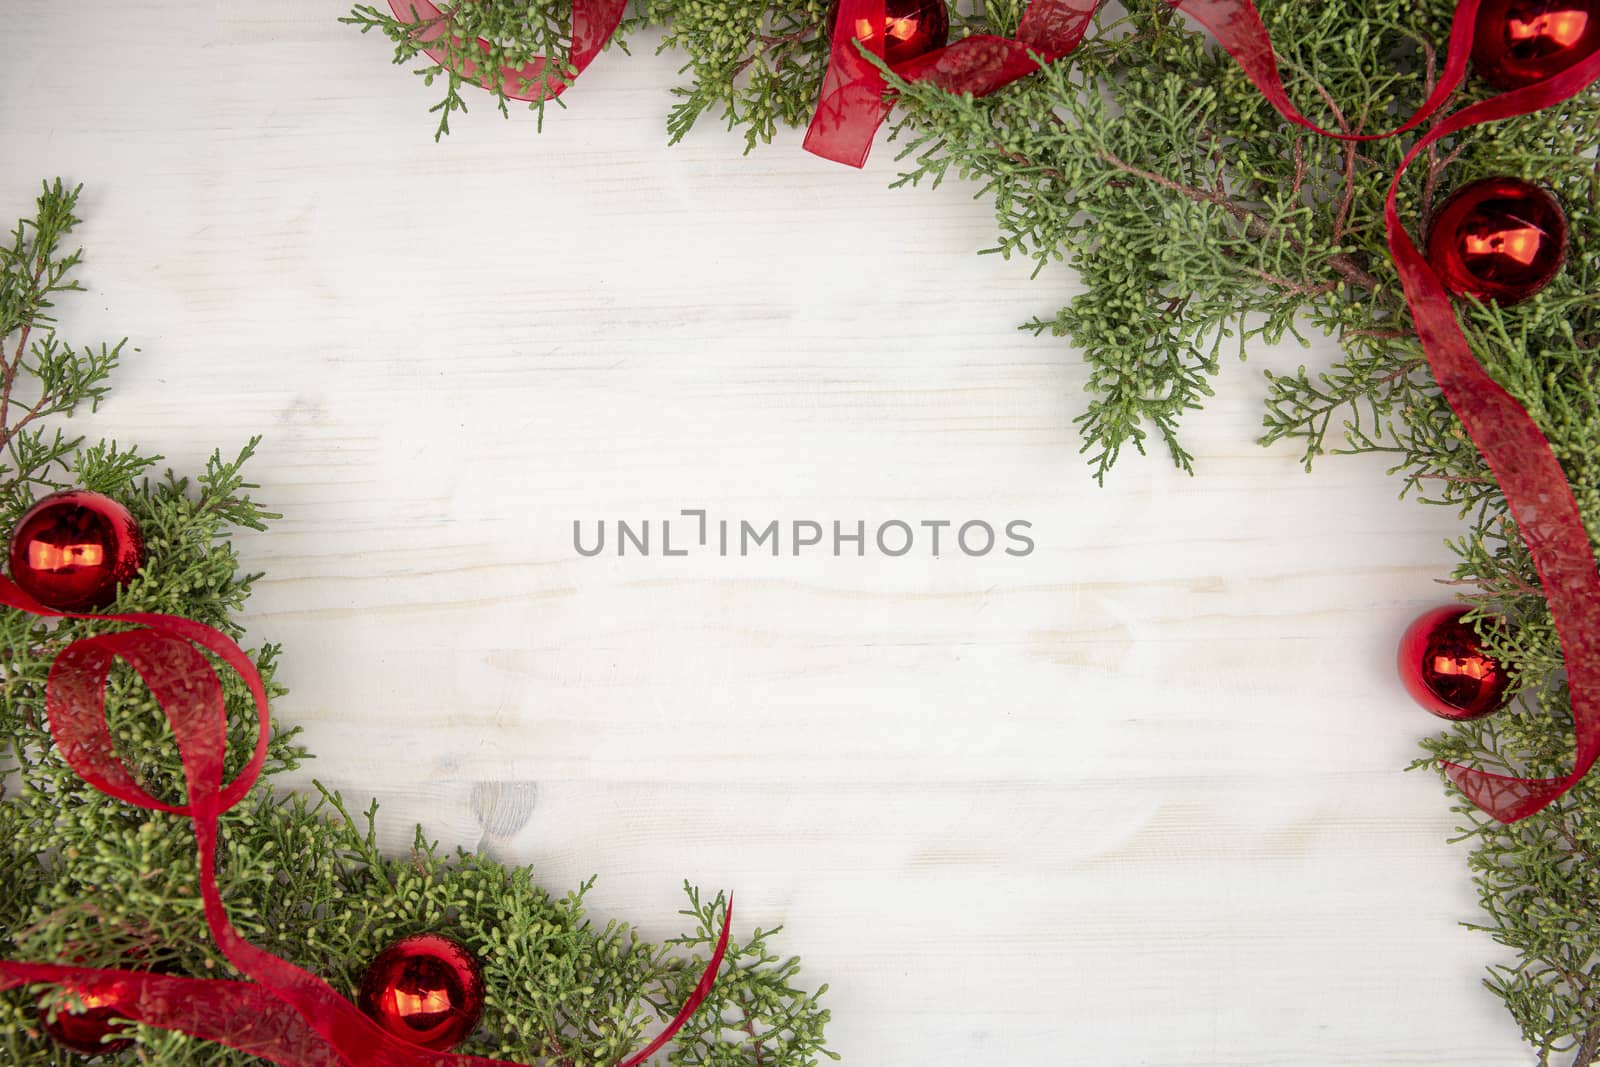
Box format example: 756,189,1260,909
0,575,731,1062
1170,0,1600,822
803,0,1099,166
387,0,626,101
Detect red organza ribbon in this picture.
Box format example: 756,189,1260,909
803,0,1099,166
0,575,731,1063
1173,0,1600,822
387,0,626,101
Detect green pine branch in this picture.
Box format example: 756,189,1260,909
647,0,831,152
341,2,587,139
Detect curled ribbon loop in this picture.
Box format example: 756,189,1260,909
0,575,731,1062
803,0,1099,166
387,0,626,101
1177,0,1600,822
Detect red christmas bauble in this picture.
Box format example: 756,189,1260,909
1425,177,1567,305
1398,606,1514,721
826,0,950,66
37,989,135,1057
1473,0,1600,90
7,490,144,611
358,933,485,1051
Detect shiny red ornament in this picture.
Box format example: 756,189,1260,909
1398,607,1514,721
1425,177,1567,304
826,0,950,66
7,490,144,611
38,988,135,1057
357,933,485,1052
1473,0,1600,89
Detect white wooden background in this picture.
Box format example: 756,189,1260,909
1,2,1538,1063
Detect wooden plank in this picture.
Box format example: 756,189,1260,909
0,3,1526,1061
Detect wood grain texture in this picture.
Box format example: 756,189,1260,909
0,3,1533,1063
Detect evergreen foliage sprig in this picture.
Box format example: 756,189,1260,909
0,182,833,1065
342,3,584,139
347,0,1600,1060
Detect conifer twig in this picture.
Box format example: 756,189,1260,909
1089,143,1384,292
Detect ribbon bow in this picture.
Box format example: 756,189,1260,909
803,0,1099,166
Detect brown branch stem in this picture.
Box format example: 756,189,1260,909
1091,145,1383,292
0,251,49,454
1412,472,1495,485
731,23,817,79
1571,1023,1600,1066
1437,572,1545,599
746,1012,768,1066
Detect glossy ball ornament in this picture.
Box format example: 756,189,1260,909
1473,0,1600,90
1425,177,1567,305
826,0,950,66
37,989,135,1057
1398,606,1514,721
7,490,144,611
357,934,485,1051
